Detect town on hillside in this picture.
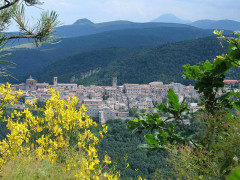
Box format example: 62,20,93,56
11,76,240,124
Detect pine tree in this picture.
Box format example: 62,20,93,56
0,0,59,77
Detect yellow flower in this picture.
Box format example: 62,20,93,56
103,155,111,164
99,131,104,138
0,85,119,179
53,125,62,136
102,125,108,134
88,162,95,170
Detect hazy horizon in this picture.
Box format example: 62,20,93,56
8,0,240,31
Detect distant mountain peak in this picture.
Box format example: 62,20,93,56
73,18,94,25
158,13,180,19
190,19,240,31
152,13,191,24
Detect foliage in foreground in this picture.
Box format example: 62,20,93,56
0,84,119,179
127,30,240,179
227,166,240,180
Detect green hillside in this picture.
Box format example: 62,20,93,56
36,36,235,86
2,26,213,83
34,48,134,83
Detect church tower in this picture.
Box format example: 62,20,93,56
53,77,58,86
112,77,117,87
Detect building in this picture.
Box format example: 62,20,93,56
11,76,201,123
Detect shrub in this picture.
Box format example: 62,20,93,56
0,84,119,179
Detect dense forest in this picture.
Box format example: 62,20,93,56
34,36,233,86
98,120,170,179
4,26,214,83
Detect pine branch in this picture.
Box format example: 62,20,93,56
6,34,41,39
0,0,20,10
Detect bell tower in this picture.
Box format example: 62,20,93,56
112,77,117,87
53,77,58,86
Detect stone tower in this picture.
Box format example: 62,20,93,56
26,75,37,90
112,77,117,87
53,77,58,86
99,111,106,124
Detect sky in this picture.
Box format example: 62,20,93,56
9,0,240,30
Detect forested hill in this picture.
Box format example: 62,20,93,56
54,18,239,38
190,20,240,31
34,48,135,83
54,18,198,38
35,36,236,86
4,26,214,81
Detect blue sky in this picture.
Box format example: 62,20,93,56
9,0,240,30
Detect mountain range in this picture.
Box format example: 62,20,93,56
6,14,239,44
5,17,207,46
55,18,195,38
34,36,230,86
4,25,214,81
152,14,240,31
55,15,240,38
2,14,239,85
190,19,240,31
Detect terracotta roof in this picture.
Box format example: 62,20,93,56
224,80,239,83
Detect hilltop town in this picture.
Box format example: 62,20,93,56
10,76,202,123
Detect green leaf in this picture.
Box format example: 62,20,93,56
157,130,167,144
213,29,219,35
233,102,240,111
146,114,155,125
168,88,180,110
168,122,174,133
168,89,178,103
227,166,240,180
202,60,213,71
213,29,224,36
156,118,164,126
127,119,140,131
183,64,202,80
145,134,158,145
233,31,240,35
157,103,167,112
